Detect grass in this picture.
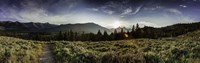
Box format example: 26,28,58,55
0,36,43,63
52,30,200,63
52,40,199,63
0,30,200,63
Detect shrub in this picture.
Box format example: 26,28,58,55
0,36,43,63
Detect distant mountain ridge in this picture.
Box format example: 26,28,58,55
0,21,200,35
139,22,200,38
0,21,58,32
110,27,131,32
46,23,111,33
0,21,111,33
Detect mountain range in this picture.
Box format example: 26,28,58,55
0,21,200,36
0,21,111,33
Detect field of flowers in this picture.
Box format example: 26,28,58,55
52,31,200,63
0,36,43,63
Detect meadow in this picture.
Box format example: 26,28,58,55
0,31,199,63
0,36,43,63
52,31,200,63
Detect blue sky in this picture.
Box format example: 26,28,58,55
0,0,200,28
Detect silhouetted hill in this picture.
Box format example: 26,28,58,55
0,21,111,33
140,22,200,38
0,21,58,32
0,21,28,31
46,23,111,33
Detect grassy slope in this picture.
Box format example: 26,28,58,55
0,36,43,63
177,30,200,41
52,30,200,63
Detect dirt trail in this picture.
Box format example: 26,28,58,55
39,44,55,63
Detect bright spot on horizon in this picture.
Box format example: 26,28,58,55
112,21,121,28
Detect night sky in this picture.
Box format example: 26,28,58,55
0,0,200,28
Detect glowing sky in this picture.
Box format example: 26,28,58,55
0,0,200,28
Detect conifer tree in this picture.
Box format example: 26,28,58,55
136,23,139,30
97,30,102,36
131,25,135,38
96,30,102,41
74,32,78,41
110,32,114,40
134,23,141,38
114,29,118,40
58,31,63,40
132,25,135,32
69,30,74,41
81,32,85,41
103,30,108,40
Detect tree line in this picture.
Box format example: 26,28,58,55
1,22,200,41
0,24,140,41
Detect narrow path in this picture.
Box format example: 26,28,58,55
39,44,55,63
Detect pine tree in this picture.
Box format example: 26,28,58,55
97,30,102,41
63,32,67,40
132,25,135,32
119,28,125,40
136,23,139,30
97,30,102,36
69,30,74,41
131,25,135,38
110,32,114,40
114,29,118,40
89,33,95,41
103,30,108,41
58,31,63,40
81,32,85,41
134,23,141,38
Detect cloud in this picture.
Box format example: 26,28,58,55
121,8,132,15
132,5,144,15
179,5,187,8
102,10,114,15
138,21,160,27
90,8,99,11
167,9,182,15
18,8,69,24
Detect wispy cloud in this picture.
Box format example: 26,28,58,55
103,10,114,15
132,5,144,15
167,9,182,15
138,21,160,27
121,8,132,15
90,8,99,11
